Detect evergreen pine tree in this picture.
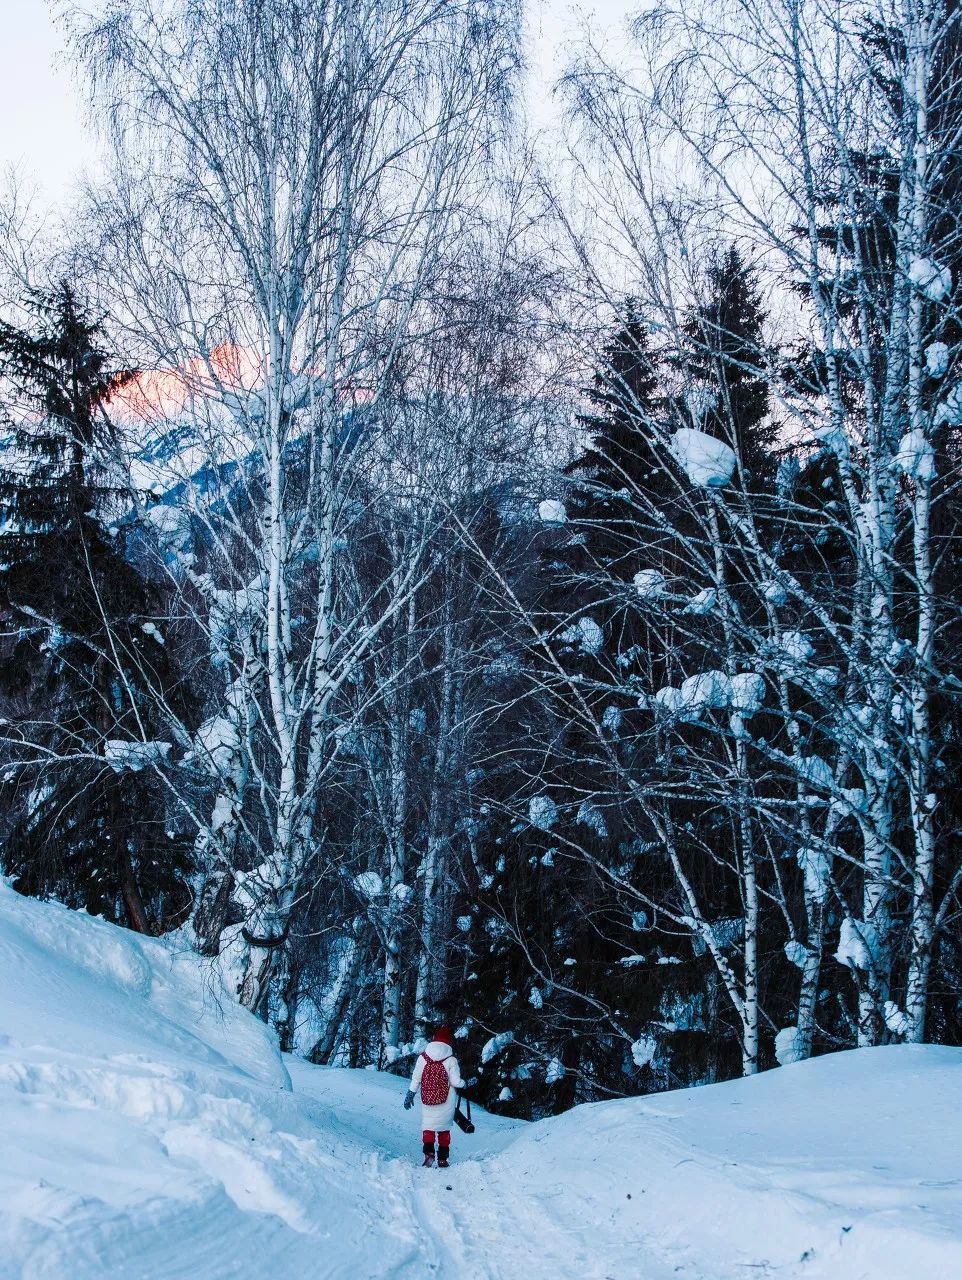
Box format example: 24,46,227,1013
564,306,667,576
499,310,721,1106
680,245,774,483
0,282,192,931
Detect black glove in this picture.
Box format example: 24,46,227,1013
403,1090,415,1110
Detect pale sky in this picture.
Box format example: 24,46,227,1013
0,3,98,204
0,1,633,211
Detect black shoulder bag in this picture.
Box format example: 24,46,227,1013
453,1092,475,1134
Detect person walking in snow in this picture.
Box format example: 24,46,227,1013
404,1025,465,1167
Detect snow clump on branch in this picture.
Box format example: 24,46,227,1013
652,686,686,715
353,871,384,900
529,794,558,831
784,940,811,969
683,384,718,420
538,498,567,526
631,1035,657,1068
679,670,732,715
909,257,952,302
883,1000,910,1038
730,673,766,716
481,1030,514,1064
577,800,608,838
545,1056,565,1084
774,1025,806,1066
145,502,194,566
779,631,815,663
671,428,737,488
936,384,962,425
684,587,718,615
796,755,834,793
193,714,242,774
925,341,950,376
560,616,603,655
650,669,765,719
601,705,623,734
633,569,666,599
797,845,832,902
835,916,879,970
894,430,936,482
103,740,172,772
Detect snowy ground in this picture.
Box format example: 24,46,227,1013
1,880,960,1280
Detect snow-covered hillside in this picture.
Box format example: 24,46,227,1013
0,879,443,1279
1,881,959,1279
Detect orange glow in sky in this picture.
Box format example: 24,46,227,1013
111,344,263,422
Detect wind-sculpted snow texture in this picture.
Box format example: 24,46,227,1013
1,884,959,1279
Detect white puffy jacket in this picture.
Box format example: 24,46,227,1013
409,1040,465,1130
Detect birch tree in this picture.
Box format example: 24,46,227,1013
542,0,962,1068
71,0,520,1024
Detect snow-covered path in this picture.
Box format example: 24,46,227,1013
0,881,675,1280
288,1046,962,1280
288,1059,675,1280
2,881,961,1280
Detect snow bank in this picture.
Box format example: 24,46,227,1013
497,1045,962,1279
0,880,420,1279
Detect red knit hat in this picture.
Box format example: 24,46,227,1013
433,1025,454,1047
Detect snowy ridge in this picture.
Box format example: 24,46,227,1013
1,883,960,1279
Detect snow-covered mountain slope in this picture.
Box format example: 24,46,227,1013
1,879,960,1279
